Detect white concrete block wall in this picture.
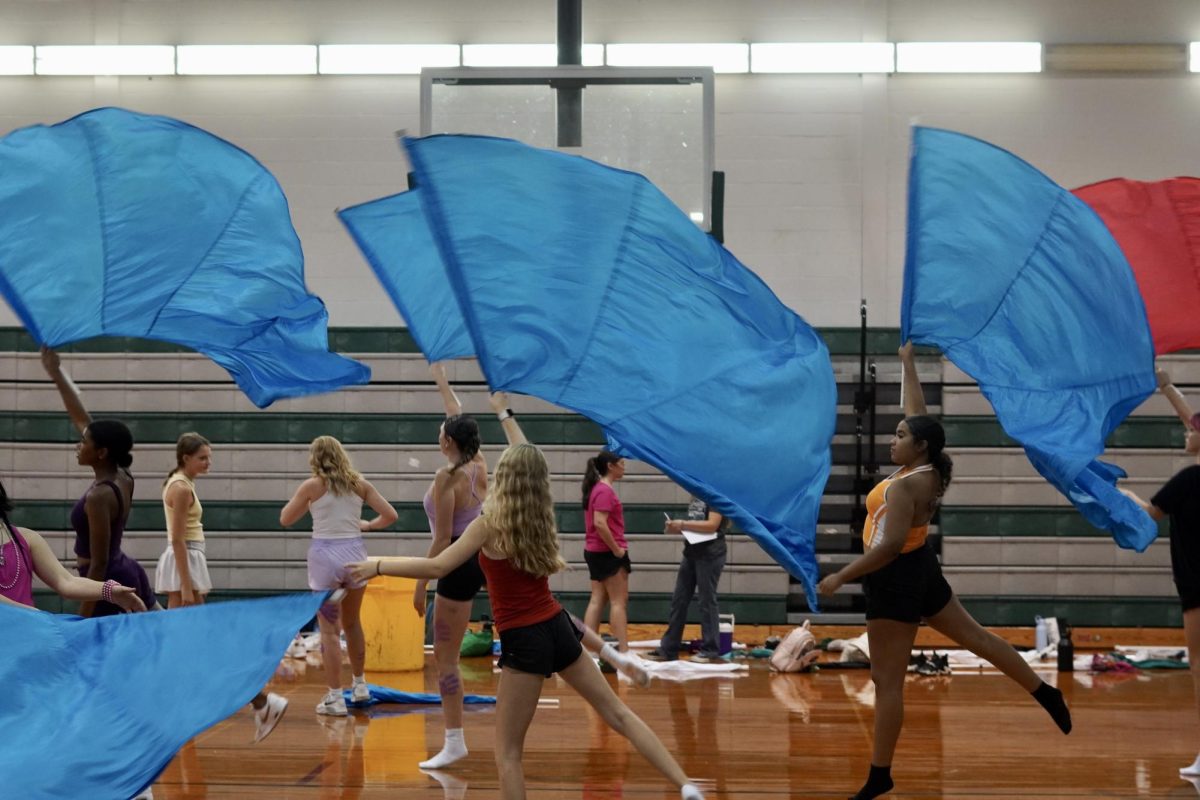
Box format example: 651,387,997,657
1,1,1198,328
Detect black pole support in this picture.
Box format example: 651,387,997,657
556,0,583,147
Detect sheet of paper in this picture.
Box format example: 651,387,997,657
682,529,719,545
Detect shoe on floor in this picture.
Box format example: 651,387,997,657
643,649,677,662
316,689,348,717
285,636,307,659
351,680,371,704
253,692,289,743
598,658,617,674
690,652,726,664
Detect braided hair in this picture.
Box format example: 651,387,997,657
904,415,953,496
442,415,481,473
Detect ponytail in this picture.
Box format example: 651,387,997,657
580,450,621,509
164,432,210,487
442,415,481,474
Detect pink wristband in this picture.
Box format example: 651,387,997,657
101,579,118,604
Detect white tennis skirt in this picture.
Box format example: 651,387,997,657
154,540,214,593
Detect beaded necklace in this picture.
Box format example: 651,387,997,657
0,523,22,591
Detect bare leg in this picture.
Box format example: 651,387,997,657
602,569,630,651
559,651,693,788
583,580,608,636
339,586,368,678
568,612,649,687
925,595,1040,691
318,600,343,690
866,618,920,767
420,594,474,768
493,668,545,800
1182,608,1200,774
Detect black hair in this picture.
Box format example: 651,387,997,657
443,415,481,473
904,414,952,495
87,419,134,470
581,450,622,509
0,479,12,527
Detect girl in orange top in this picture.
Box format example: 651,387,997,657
818,343,1071,800
349,391,703,800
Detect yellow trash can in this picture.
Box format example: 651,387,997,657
359,575,424,671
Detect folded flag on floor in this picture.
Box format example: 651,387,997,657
344,684,497,706
0,106,369,407
2,592,327,799
902,126,1158,551
398,134,836,609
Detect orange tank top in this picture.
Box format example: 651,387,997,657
862,465,935,553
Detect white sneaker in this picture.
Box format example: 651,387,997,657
132,788,154,800
285,636,307,659
351,680,371,704
253,692,289,743
316,689,348,717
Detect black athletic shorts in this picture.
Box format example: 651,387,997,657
584,548,632,582
498,609,585,678
863,543,954,624
436,548,485,602
1176,581,1200,613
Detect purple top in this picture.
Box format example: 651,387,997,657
0,525,34,606
70,476,157,615
423,461,483,540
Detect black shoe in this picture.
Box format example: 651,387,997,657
598,659,617,673
643,649,677,662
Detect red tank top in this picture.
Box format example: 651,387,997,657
477,551,562,633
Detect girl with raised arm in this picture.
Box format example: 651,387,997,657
1119,368,1200,778
281,435,398,717
817,343,1071,800
415,362,490,768
42,347,159,616
348,392,695,800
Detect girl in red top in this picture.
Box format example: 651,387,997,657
350,392,703,800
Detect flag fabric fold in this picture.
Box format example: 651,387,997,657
0,107,369,407
3,592,327,799
338,190,473,362
902,126,1158,551
403,134,836,607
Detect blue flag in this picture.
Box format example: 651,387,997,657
2,592,326,799
338,191,473,362
405,134,836,607
902,127,1158,551
0,107,369,407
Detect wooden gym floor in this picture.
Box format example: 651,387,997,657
149,626,1198,799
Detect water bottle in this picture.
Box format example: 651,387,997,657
1056,620,1074,672
1034,616,1048,652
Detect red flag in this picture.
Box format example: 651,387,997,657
1073,177,1200,354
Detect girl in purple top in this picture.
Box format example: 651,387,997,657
413,362,489,769
0,478,146,612
582,450,631,651
42,348,160,616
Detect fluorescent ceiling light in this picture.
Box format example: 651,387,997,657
177,45,316,75
605,43,749,73
319,44,459,74
1190,43,1200,72
751,43,894,73
0,46,34,75
35,45,175,76
462,43,603,67
896,42,1042,73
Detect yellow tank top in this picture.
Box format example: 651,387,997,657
163,474,204,542
862,465,935,554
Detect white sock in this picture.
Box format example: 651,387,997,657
352,674,365,685
1181,753,1200,776
419,728,468,769
599,643,628,668
681,783,705,800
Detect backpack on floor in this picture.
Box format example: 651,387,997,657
769,620,819,672
460,616,495,658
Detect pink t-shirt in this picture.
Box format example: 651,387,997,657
585,482,626,553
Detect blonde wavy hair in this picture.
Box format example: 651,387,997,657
309,436,362,496
482,443,566,578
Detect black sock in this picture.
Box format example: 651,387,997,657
850,764,893,800
1032,681,1072,734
